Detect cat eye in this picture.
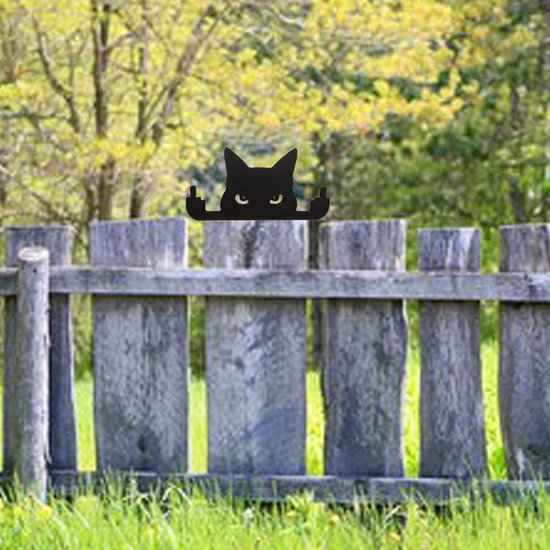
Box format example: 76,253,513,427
269,194,283,205
235,194,249,205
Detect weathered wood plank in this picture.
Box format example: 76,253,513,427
91,218,188,473
419,229,487,478
365,478,550,505
50,471,366,503
33,268,550,302
204,221,307,474
5,267,550,302
12,248,50,500
321,220,408,476
499,224,550,479
0,269,16,295
3,226,77,474
45,471,550,505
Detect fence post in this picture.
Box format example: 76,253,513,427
13,247,50,499
499,224,550,478
320,220,407,476
4,226,76,474
204,221,308,474
418,229,487,478
90,218,188,473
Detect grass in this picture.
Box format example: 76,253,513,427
0,339,544,549
5,488,550,549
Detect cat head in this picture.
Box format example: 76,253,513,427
219,148,298,216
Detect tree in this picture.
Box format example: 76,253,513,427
312,0,549,232
0,0,489,235
0,0,258,228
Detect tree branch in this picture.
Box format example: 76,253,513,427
33,20,82,133
145,2,229,139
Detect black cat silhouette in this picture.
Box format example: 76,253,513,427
186,148,329,220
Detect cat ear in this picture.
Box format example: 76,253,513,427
224,147,249,175
272,148,297,176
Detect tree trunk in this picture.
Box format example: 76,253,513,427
129,0,149,220
0,151,8,208
91,0,114,221
540,0,550,222
97,157,115,221
130,174,146,219
508,84,527,223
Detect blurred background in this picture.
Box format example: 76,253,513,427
0,0,548,375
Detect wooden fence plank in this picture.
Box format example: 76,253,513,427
418,229,487,478
6,267,550,302
13,248,50,499
48,471,367,503
204,221,308,474
90,218,188,473
320,220,407,476
42,471,550,504
3,226,76,474
0,269,16,295
499,224,550,479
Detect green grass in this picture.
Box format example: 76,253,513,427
2,340,545,549
4,488,550,549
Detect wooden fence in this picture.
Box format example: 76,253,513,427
1,218,550,503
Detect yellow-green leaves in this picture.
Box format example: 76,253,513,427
0,0,520,224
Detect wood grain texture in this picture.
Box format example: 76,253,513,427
3,226,76,474
204,221,308,474
91,218,188,473
13,248,50,499
418,229,487,478
6,267,550,302
320,220,408,476
499,224,550,479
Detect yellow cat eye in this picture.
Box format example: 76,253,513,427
270,194,283,205
235,194,249,205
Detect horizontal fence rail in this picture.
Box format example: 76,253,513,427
2,267,550,301
42,472,550,505
3,218,550,503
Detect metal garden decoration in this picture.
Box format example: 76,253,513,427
186,148,330,220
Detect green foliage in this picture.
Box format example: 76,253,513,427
0,0,496,230
0,1,545,253
321,0,548,243
3,486,550,549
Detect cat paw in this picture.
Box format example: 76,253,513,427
186,185,206,218
308,187,330,218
